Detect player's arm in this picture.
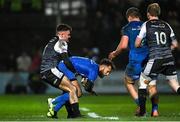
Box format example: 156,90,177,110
167,23,179,50
109,36,129,60
55,40,76,73
60,52,76,73
58,62,76,81
135,22,147,48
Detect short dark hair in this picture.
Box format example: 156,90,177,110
99,58,116,70
56,24,72,32
126,7,141,19
147,3,161,16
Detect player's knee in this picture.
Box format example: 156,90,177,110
70,85,76,93
148,85,157,97
139,73,151,89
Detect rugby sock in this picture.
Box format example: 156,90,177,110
65,101,74,118
177,87,180,95
134,98,140,106
71,103,81,117
53,93,69,112
151,94,159,112
138,89,147,116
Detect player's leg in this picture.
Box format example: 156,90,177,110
163,58,180,95
47,92,69,116
64,80,83,118
59,76,81,117
138,59,159,116
41,68,80,118
164,61,180,95
47,77,81,118
72,80,83,98
124,76,139,105
148,81,159,117
138,72,150,116
124,75,140,115
167,75,180,94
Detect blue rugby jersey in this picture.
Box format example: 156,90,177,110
58,56,99,83
122,21,149,80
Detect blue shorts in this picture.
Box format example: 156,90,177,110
125,63,142,83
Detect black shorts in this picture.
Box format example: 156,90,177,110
143,57,177,78
40,68,64,88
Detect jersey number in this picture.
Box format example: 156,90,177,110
154,32,167,45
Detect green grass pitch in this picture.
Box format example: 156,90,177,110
0,94,180,121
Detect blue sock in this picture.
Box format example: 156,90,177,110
152,103,158,112
151,95,158,112
52,93,69,112
134,98,139,106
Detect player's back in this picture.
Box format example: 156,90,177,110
40,37,59,73
123,21,149,63
145,19,173,59
70,56,99,78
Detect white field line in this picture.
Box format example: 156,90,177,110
80,107,119,120
80,107,90,112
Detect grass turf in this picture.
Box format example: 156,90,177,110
0,94,180,121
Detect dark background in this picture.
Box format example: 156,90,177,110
0,0,180,71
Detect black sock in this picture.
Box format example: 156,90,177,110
138,89,147,116
177,87,180,95
65,101,74,118
71,103,81,116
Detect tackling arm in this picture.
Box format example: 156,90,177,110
60,52,76,73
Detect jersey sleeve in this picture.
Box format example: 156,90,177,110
137,22,147,39
87,69,98,83
121,26,129,36
54,40,68,54
166,23,177,42
57,61,76,81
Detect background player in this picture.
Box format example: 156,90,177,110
47,56,115,118
135,3,180,116
108,7,158,116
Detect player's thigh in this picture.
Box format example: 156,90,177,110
124,66,139,85
143,59,163,76
72,80,82,97
163,64,179,91
124,75,135,85
60,75,76,93
40,68,64,89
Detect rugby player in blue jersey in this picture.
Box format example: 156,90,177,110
46,56,115,118
109,7,158,116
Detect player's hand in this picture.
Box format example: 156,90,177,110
108,51,116,60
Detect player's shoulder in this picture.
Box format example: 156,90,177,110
122,23,130,31
159,20,171,27
49,36,58,42
123,21,143,30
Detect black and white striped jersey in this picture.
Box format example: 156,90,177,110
40,37,68,73
137,19,177,59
